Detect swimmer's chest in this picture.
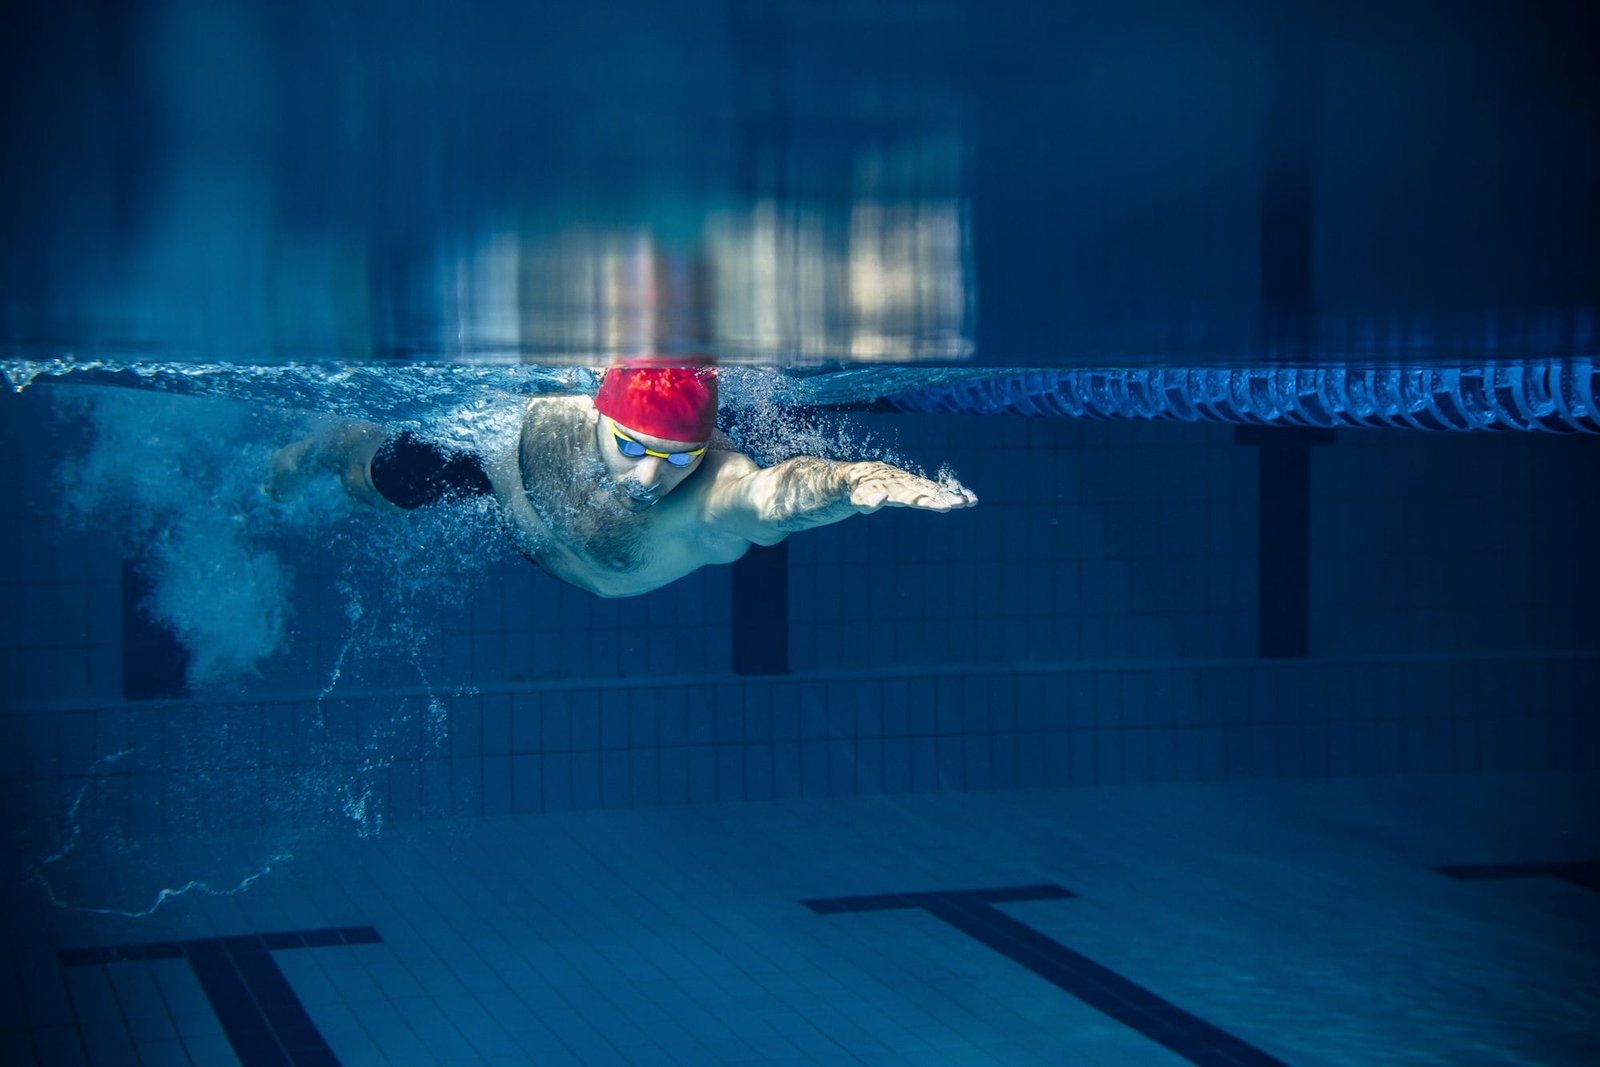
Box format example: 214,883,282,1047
564,503,750,597
504,487,748,597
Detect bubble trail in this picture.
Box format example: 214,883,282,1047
29,749,294,918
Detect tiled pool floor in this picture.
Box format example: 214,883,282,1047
7,772,1598,1065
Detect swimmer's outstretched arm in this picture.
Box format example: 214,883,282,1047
263,423,399,510
703,453,977,546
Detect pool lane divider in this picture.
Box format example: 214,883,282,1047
58,925,382,1066
803,884,1289,1067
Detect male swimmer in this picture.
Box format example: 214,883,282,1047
266,366,976,597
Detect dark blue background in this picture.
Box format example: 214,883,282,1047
3,0,1596,365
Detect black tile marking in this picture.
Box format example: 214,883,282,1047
183,939,289,1065
121,558,190,700
732,540,789,675
1259,8,1321,333
1434,860,1600,893
221,937,340,1064
300,928,344,948
804,884,1075,914
1234,426,1335,659
58,926,381,1066
804,885,1288,1067
58,941,186,966
139,940,186,960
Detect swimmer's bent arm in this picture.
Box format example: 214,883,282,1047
702,452,977,547
264,423,401,511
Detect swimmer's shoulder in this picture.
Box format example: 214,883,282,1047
483,395,595,533
676,447,763,528
693,446,759,483
516,395,598,469
522,394,596,432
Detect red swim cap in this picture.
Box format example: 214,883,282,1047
594,366,719,442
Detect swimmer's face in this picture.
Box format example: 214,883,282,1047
596,417,708,510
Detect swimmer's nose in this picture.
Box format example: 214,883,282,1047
632,457,664,489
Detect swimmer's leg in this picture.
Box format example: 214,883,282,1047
265,425,490,511
367,433,492,509
264,424,389,505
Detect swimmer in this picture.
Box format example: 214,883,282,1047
265,366,977,597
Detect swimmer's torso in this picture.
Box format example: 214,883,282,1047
484,397,752,598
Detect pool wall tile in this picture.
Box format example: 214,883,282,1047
1,403,1596,843
571,751,601,808
512,754,542,813
689,744,718,803
630,748,660,806
480,756,512,816
601,750,630,806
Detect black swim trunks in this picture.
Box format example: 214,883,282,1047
369,432,493,509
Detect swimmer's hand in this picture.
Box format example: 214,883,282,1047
262,436,321,502
844,462,978,513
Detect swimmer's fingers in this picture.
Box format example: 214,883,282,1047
848,469,978,513
937,485,979,509
900,484,979,512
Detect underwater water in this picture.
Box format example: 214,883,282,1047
4,0,1600,1064
2,355,1597,1067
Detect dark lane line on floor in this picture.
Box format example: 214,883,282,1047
804,885,1290,1067
58,925,382,1067
1433,860,1600,893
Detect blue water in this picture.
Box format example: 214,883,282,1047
3,352,1597,1065
4,1,1599,1064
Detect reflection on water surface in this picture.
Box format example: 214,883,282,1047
2,0,1596,366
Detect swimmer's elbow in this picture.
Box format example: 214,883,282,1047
703,456,851,540
746,525,791,548
754,458,856,529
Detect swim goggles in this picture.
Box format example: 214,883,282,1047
610,420,707,467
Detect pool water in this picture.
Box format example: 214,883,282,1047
4,0,1599,1063
2,370,1596,1064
